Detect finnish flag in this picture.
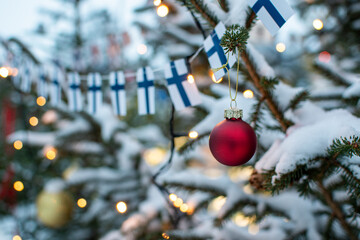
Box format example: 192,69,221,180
20,63,32,93
248,0,294,36
50,68,62,106
67,72,83,112
87,73,102,115
109,71,126,116
204,22,236,81
137,67,155,115
164,59,202,111
37,67,48,98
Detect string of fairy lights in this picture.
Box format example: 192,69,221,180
2,1,328,239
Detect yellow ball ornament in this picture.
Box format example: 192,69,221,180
36,189,74,228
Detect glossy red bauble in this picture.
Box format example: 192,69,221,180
209,118,257,166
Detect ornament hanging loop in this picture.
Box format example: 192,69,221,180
230,99,237,109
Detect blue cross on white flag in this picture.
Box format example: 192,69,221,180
137,67,155,115
87,73,102,115
164,59,202,111
50,68,62,106
20,62,32,93
204,22,236,81
68,72,83,112
37,67,48,98
110,71,126,116
248,0,294,36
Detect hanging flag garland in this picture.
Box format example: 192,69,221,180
137,67,155,115
87,73,102,115
164,58,201,111
204,22,236,81
248,0,294,35
8,19,292,116
67,72,83,112
50,68,62,106
109,71,126,116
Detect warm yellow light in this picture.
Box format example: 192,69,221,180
208,196,226,213
188,130,199,139
116,201,127,213
243,89,254,99
154,0,162,6
210,71,223,83
248,224,259,235
162,233,170,239
44,146,57,160
77,198,87,208
13,235,22,240
137,44,148,55
233,213,251,227
187,74,195,84
276,43,286,53
12,68,18,77
13,140,23,150
0,67,9,78
157,4,169,17
36,96,46,106
313,19,323,30
180,203,189,213
169,193,177,202
186,203,195,215
13,181,24,192
29,116,39,127
173,198,183,208
143,147,167,166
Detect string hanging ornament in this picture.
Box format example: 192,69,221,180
209,41,257,166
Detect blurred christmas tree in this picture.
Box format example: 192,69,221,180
0,0,360,240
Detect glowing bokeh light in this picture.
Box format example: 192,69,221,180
276,43,286,53
243,89,254,99
36,96,46,106
157,4,169,17
187,74,195,83
13,181,24,192
116,201,127,213
13,140,23,150
313,19,324,30
188,131,199,139
0,67,9,78
29,116,39,127
77,198,87,208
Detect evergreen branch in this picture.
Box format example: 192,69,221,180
249,98,265,134
245,10,257,29
163,181,226,196
327,135,360,158
183,0,291,132
178,132,210,154
260,77,279,91
242,50,291,132
317,180,358,240
169,230,212,240
220,25,249,54
336,163,360,200
313,62,351,86
217,0,229,12
263,165,308,194
287,90,310,110
181,0,219,28
7,37,41,65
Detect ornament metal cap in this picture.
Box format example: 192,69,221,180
224,108,243,119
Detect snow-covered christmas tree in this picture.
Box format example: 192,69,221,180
0,0,359,239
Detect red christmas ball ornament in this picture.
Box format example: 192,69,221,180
209,108,257,166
